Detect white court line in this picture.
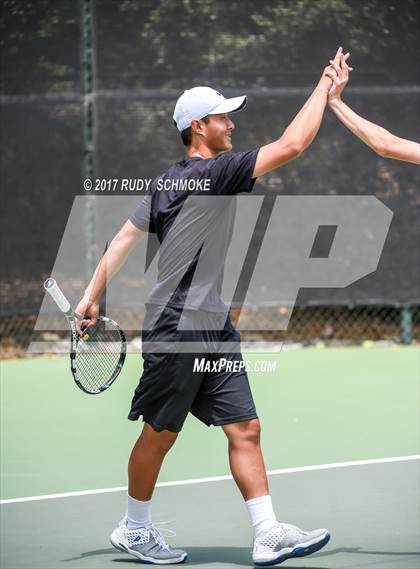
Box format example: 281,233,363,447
1,454,418,505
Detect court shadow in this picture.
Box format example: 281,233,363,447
63,545,419,568
62,547,117,562
63,546,329,567
109,547,250,566
298,546,420,568
113,546,330,568
313,546,420,558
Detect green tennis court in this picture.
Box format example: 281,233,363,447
1,345,419,568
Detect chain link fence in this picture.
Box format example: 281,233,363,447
1,304,418,359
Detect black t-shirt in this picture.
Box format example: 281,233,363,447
129,149,259,312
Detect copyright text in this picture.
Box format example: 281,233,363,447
84,178,152,192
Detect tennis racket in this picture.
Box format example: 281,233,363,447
43,278,126,394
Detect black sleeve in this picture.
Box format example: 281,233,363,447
209,149,259,195
129,194,156,233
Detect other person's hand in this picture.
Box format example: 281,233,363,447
317,46,344,93
327,52,353,101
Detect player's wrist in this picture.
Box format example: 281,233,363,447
328,95,342,107
82,292,98,306
316,76,331,95
315,85,329,95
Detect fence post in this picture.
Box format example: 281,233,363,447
81,0,97,279
400,306,412,345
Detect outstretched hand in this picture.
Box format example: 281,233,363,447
317,46,345,93
326,52,353,101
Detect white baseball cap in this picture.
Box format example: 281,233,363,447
173,86,247,132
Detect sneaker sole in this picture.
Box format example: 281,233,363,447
110,534,188,565
253,531,331,566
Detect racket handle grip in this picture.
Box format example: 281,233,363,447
44,278,72,314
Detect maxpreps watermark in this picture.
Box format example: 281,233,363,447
33,194,394,354
193,358,277,373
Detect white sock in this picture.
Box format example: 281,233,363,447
246,495,277,538
126,494,152,529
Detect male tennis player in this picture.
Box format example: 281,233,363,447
327,53,420,164
76,47,349,566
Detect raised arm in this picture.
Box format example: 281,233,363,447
253,47,349,178
75,220,146,330
328,55,420,165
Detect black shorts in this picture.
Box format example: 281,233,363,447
128,305,257,432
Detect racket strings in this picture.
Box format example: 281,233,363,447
75,323,123,392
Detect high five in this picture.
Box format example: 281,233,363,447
327,53,420,164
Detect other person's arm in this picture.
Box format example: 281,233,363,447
328,54,420,165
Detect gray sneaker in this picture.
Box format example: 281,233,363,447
253,522,330,566
110,518,187,564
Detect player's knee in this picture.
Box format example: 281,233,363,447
154,432,177,454
153,433,176,454
243,418,261,445
144,424,178,453
226,418,261,446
